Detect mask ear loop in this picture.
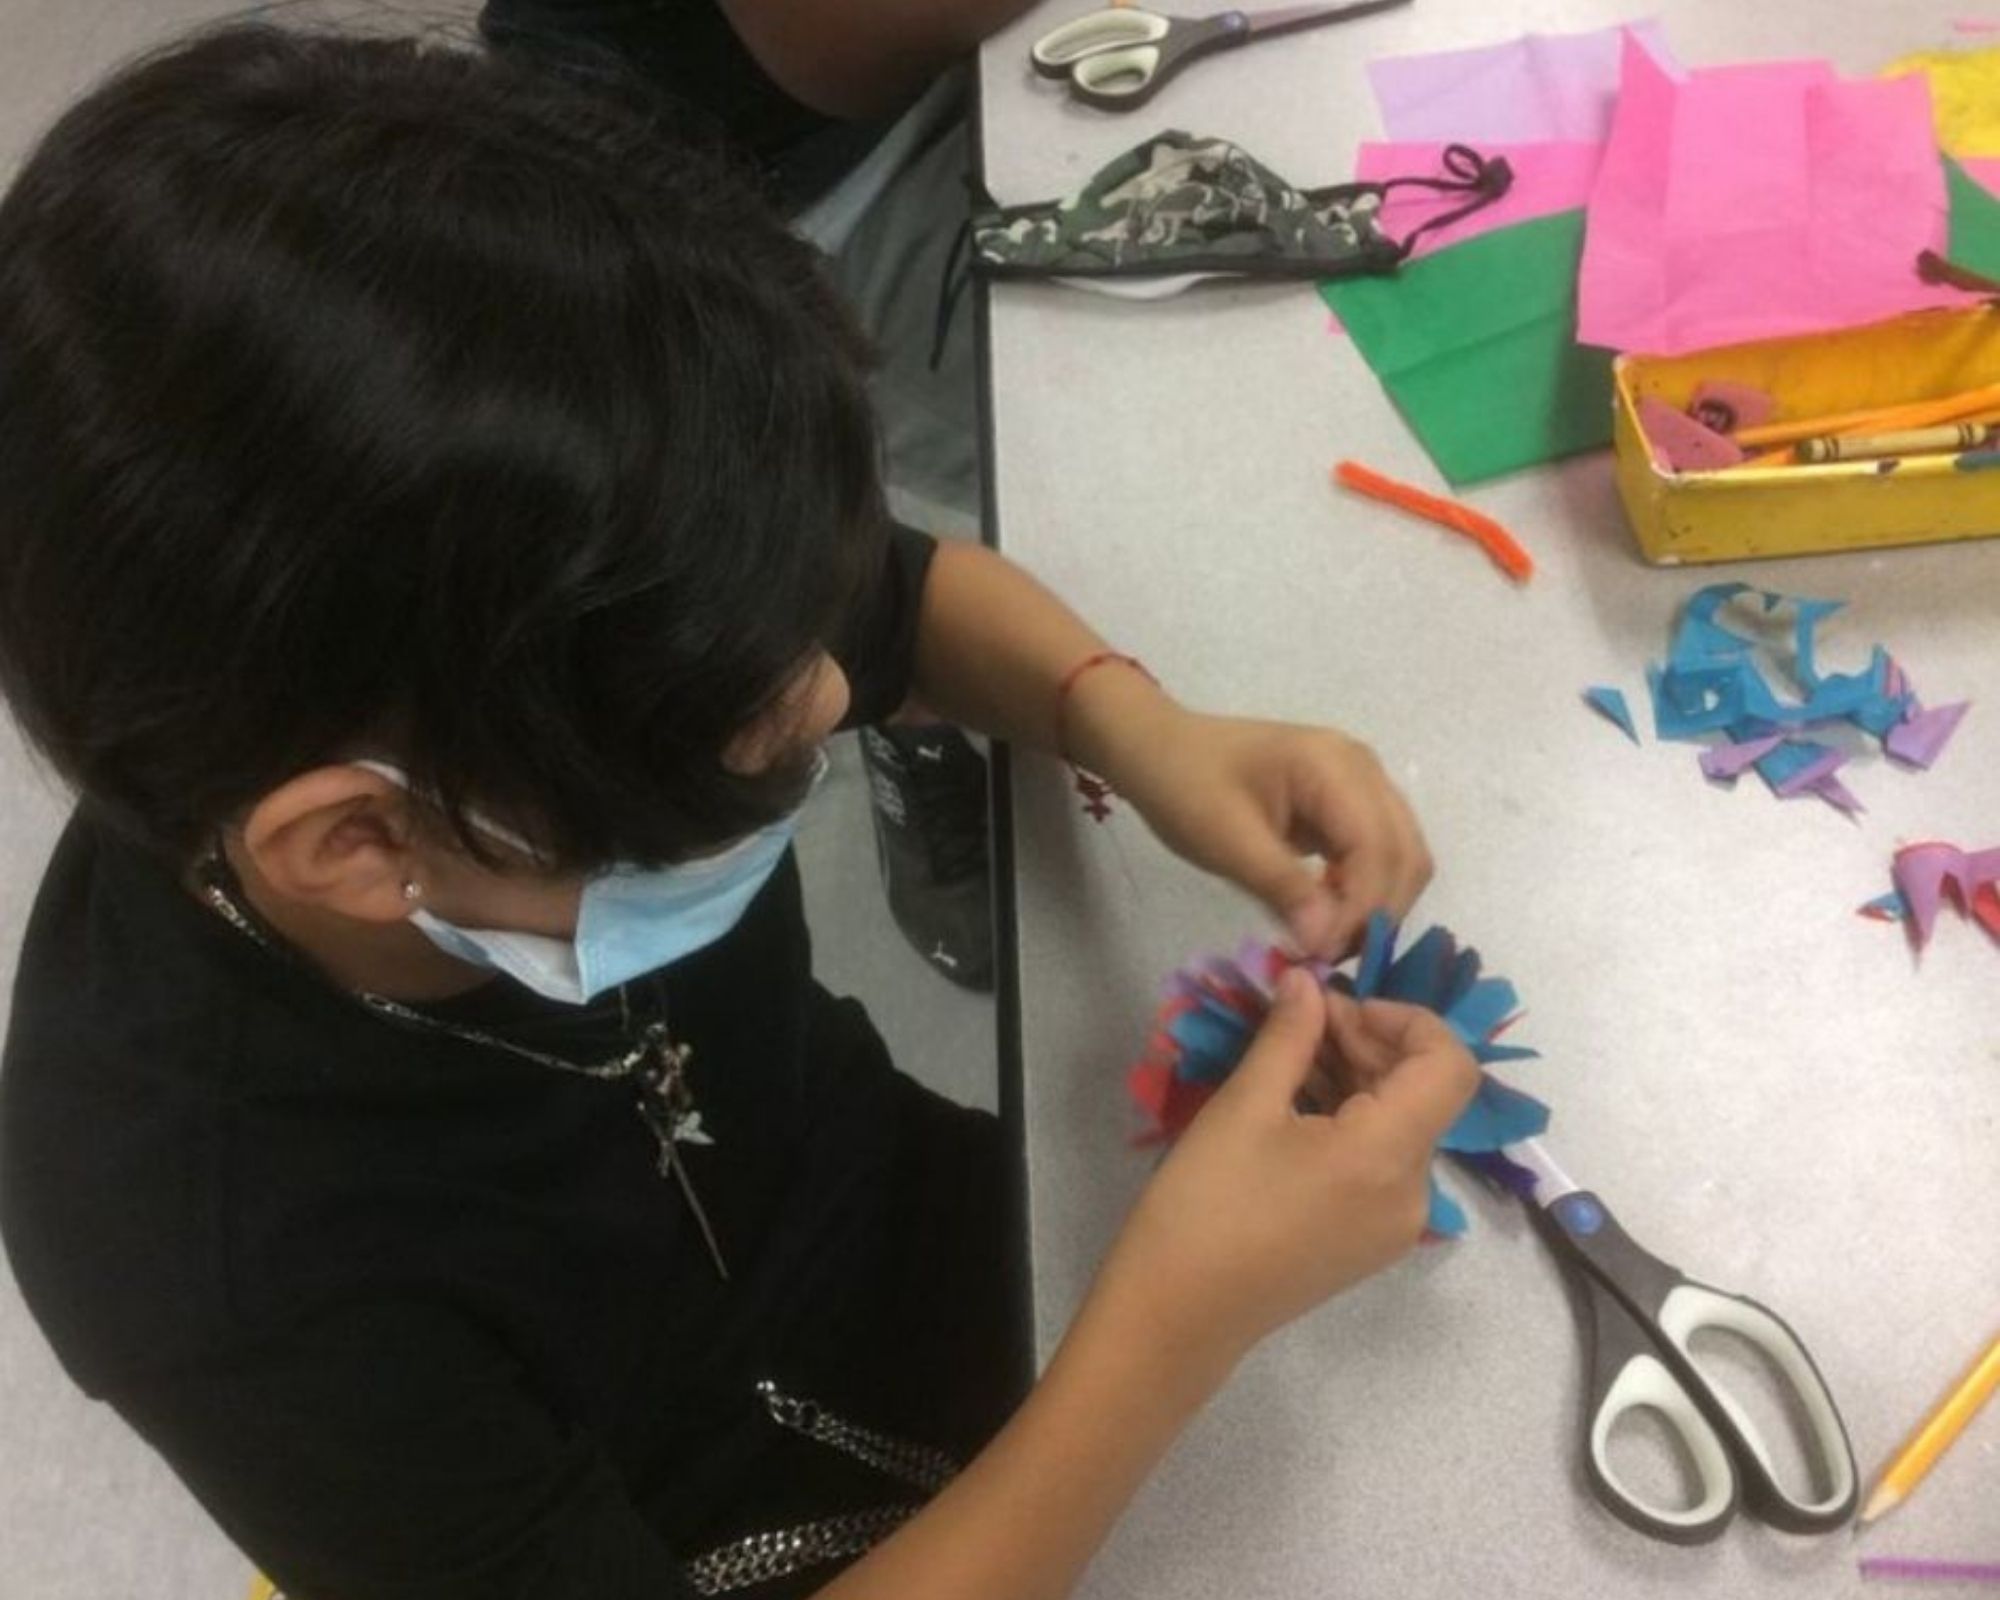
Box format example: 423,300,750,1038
1367,144,1517,260
1918,247,2000,297
930,213,975,372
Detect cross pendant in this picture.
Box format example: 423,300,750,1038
635,1026,730,1282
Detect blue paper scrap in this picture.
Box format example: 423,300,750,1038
1583,685,1640,743
1858,890,1910,923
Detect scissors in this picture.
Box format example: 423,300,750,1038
1029,0,1413,111
1457,1137,1858,1544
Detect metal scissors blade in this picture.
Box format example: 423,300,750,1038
1242,0,1416,39
1470,1138,1858,1542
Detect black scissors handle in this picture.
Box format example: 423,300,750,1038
1539,1198,1738,1542
1534,1192,1859,1541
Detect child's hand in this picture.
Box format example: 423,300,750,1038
1092,971,1479,1374
1106,707,1432,959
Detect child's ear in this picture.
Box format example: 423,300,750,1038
240,766,423,924
723,654,850,774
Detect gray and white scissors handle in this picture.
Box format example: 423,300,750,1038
1029,1,1412,112
1534,1186,1858,1543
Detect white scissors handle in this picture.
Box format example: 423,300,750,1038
1588,1350,1738,1535
1068,44,1167,99
1655,1283,1859,1524
1029,7,1172,73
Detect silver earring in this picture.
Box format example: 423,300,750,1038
401,880,423,902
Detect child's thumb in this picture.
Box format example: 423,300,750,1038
1229,969,1327,1105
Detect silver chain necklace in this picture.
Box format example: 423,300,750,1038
198,862,731,1281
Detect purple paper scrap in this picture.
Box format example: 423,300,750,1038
1699,734,1785,779
1885,701,1971,769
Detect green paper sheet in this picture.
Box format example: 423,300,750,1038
1321,209,1614,486
1944,154,2000,275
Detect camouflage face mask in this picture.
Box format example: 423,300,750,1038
967,133,1511,283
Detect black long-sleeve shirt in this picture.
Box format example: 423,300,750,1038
1,528,1023,1599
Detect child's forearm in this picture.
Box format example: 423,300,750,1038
811,1269,1239,1600
909,542,1182,782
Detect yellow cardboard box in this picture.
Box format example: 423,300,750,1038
1614,306,2000,563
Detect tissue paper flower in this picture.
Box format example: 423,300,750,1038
1128,914,1547,1236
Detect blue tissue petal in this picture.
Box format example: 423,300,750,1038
1426,1175,1468,1237
1446,977,1519,1046
1166,1007,1250,1081
1860,889,1909,921
1444,947,1483,1010
1752,738,1833,790
1584,685,1640,743
1681,582,1758,643
1353,911,1395,999
1473,1041,1542,1066
1438,1074,1550,1154
1382,925,1454,1006
1649,662,1742,737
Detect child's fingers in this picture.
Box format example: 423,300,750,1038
1293,1060,1345,1116
1359,1031,1481,1152
1225,968,1329,1110
1379,786,1434,919
1356,997,1461,1057
1291,770,1429,956
1324,989,1397,1083
1327,996,1477,1153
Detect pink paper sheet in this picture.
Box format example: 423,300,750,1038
1369,20,1676,144
1357,141,1602,260
1578,39,1976,355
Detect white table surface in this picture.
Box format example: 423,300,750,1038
977,3,2000,1596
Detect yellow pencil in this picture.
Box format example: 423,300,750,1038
1860,1332,2000,1524
1733,384,2000,449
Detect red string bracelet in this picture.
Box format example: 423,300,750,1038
1053,651,1158,821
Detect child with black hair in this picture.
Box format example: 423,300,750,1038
0,25,1472,1600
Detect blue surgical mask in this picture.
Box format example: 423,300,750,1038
357,754,827,1004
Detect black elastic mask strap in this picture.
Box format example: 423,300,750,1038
929,215,974,371
1372,144,1516,260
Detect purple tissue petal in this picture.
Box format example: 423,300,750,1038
1885,701,1970,769
1894,843,1963,948
1699,734,1785,779
1810,774,1866,815
1773,749,1847,797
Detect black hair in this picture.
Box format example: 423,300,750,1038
0,22,885,869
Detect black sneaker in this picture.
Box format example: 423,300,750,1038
859,725,994,991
